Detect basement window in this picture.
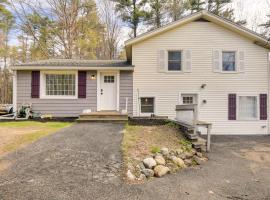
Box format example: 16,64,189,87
140,97,154,113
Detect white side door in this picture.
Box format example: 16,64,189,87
100,73,117,110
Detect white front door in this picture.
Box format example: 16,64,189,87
100,73,117,110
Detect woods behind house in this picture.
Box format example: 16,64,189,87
0,0,269,103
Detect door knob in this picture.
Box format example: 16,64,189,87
101,89,103,95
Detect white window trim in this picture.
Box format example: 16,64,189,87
40,71,78,99
237,94,259,121
166,49,183,73
139,96,156,116
221,50,238,73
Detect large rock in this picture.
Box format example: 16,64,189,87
143,157,157,169
193,156,205,165
155,155,166,165
126,170,136,181
141,169,154,178
171,156,186,168
138,174,147,181
184,152,194,159
154,165,170,177
160,148,169,156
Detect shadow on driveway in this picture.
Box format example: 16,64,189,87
0,123,269,200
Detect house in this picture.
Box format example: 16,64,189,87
12,11,270,135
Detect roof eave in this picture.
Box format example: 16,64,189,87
11,66,134,71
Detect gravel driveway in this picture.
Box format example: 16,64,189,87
0,123,270,200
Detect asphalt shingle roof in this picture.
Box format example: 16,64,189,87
14,59,133,68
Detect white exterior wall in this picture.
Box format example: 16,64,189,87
132,21,269,135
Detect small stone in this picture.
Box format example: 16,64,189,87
126,170,136,181
141,169,155,178
179,153,186,160
154,165,170,177
138,174,147,181
155,155,166,165
136,162,145,171
196,152,203,158
160,148,169,156
176,149,184,155
184,159,193,166
143,157,157,169
184,152,193,159
193,156,204,165
171,156,186,168
190,149,196,155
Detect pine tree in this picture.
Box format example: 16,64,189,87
147,0,167,28
187,0,205,13
260,15,270,37
207,0,233,18
207,0,246,25
166,0,188,21
115,0,148,37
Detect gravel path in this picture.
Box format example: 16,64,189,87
0,123,269,200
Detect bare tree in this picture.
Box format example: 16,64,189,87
98,0,121,59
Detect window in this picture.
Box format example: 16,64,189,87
104,76,114,83
222,51,236,71
140,97,154,113
183,96,194,104
168,51,182,71
238,96,258,120
45,73,76,96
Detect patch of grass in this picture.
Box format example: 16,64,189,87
150,146,161,154
166,121,179,129
0,121,72,154
179,139,192,152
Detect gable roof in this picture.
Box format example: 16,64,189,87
12,59,134,70
125,10,270,61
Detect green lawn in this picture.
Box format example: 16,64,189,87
0,121,72,155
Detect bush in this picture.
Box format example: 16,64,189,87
179,139,192,152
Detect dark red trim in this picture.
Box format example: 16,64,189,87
31,71,40,98
260,94,267,120
228,94,237,120
78,71,87,98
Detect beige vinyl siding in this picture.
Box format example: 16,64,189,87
17,70,97,117
132,21,269,135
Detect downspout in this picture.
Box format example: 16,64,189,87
12,70,17,117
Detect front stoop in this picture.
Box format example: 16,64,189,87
77,111,128,122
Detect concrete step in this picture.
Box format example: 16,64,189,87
186,133,199,141
192,137,207,152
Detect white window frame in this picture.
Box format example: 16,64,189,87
166,50,183,73
221,50,238,73
40,71,78,99
237,94,259,121
139,96,155,116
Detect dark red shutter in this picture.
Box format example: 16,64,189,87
228,94,236,120
78,71,87,98
31,71,40,98
260,94,267,120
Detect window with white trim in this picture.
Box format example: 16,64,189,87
222,51,236,71
140,97,154,113
168,51,182,71
238,96,258,120
41,72,77,98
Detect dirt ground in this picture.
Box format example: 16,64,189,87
122,125,185,161
0,127,44,155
